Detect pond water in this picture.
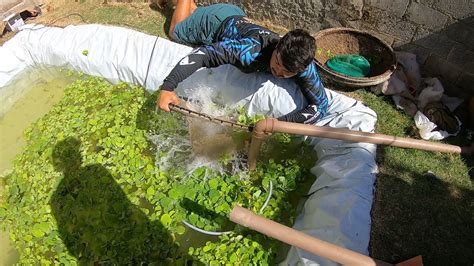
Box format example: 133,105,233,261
0,229,19,266
0,67,78,266
0,69,319,264
0,170,18,265
0,67,78,175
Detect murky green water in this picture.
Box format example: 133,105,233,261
0,67,78,265
0,177,17,265
0,68,77,175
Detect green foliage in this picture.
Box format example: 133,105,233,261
2,77,177,264
235,105,266,126
162,159,301,235
82,49,89,56
1,76,313,264
316,47,335,59
272,133,292,144
189,234,273,265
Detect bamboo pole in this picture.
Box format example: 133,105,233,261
248,118,472,170
230,206,389,266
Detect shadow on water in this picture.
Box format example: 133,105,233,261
369,147,474,265
49,137,179,264
180,198,228,223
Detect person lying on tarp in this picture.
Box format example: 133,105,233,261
154,0,328,124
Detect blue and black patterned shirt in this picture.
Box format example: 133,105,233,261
162,16,328,124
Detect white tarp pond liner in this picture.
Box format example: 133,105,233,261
0,24,378,265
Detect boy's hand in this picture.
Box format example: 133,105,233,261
157,90,180,112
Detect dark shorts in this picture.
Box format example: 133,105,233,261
173,4,246,45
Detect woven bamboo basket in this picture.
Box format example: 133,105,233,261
313,27,396,87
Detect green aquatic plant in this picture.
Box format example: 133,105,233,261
235,105,266,126
0,76,314,264
190,234,273,265
1,77,175,264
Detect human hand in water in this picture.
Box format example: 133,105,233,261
157,90,180,112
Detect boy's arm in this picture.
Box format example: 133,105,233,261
162,38,262,92
278,62,329,124
159,39,262,111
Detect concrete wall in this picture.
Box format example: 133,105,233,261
198,0,474,98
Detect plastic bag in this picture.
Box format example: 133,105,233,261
326,54,371,77
417,78,444,109
414,111,461,140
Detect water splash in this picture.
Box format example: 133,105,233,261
149,85,249,181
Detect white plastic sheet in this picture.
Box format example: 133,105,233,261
282,92,378,265
0,24,378,265
0,24,192,89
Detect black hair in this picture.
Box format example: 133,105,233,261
275,29,316,73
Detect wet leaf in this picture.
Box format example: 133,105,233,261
160,213,172,226
176,225,186,235
208,178,219,189
147,186,155,196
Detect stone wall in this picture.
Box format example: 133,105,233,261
198,0,474,98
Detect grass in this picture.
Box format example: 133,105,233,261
1,1,472,265
357,90,473,265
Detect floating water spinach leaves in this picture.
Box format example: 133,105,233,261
235,104,266,125
1,75,313,265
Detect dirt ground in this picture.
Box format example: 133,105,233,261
0,0,291,44
1,0,167,45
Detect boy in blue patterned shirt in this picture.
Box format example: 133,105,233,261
156,0,328,124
